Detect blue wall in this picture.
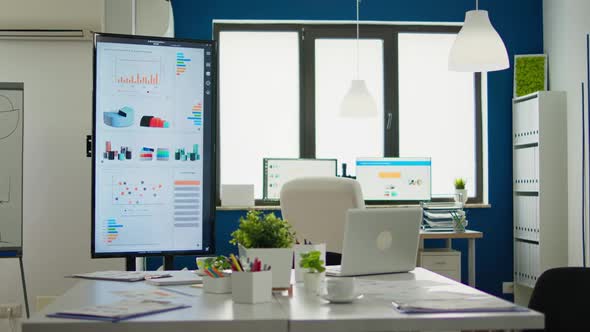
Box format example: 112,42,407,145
166,0,544,300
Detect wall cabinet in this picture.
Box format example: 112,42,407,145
512,91,567,302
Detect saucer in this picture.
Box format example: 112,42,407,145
320,293,363,303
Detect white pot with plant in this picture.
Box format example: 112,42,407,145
454,178,468,204
230,210,295,289
299,250,326,295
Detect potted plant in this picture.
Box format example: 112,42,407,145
454,178,468,204
197,256,233,294
230,210,296,289
197,256,231,274
450,210,468,233
299,250,325,295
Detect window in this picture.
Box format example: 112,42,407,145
216,24,483,204
218,30,300,199
314,38,384,176
398,33,478,198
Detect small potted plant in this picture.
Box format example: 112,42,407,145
454,178,468,204
299,250,325,295
230,210,296,289
198,256,233,294
450,210,468,233
197,256,232,273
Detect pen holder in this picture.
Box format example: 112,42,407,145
231,271,272,304
203,275,232,294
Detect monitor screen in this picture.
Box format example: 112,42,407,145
92,33,215,257
263,158,337,200
356,157,431,201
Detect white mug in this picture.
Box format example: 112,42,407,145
325,277,356,301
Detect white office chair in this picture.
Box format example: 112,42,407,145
280,177,365,264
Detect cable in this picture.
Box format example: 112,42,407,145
584,81,587,267
356,0,360,79
0,94,20,141
8,307,16,332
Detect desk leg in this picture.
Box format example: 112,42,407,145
445,239,452,249
468,238,476,287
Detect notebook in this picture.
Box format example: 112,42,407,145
70,271,172,282
144,271,202,286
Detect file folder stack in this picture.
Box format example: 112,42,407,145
420,202,465,232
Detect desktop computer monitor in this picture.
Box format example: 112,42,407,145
356,157,431,201
263,158,337,200
92,33,216,258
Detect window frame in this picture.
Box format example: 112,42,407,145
214,23,483,205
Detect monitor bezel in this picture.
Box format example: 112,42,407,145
355,157,432,203
91,32,216,258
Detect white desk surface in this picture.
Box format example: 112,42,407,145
23,268,543,332
274,268,543,332
23,278,287,332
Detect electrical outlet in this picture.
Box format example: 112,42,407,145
502,282,514,294
0,304,23,319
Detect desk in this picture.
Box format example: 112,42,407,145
23,268,542,332
275,268,542,332
420,230,483,287
22,279,287,332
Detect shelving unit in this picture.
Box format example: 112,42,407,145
512,91,567,304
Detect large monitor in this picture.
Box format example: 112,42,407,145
263,158,337,200
92,33,215,257
356,157,431,201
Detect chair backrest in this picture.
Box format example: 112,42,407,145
280,177,365,253
528,267,590,332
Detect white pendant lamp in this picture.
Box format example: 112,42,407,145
340,0,377,117
449,0,509,72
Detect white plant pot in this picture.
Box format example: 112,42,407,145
231,271,272,304
454,189,468,204
203,276,232,294
294,243,326,283
303,272,323,295
238,245,293,289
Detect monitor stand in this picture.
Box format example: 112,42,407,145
125,255,175,271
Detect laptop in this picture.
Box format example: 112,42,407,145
326,207,422,277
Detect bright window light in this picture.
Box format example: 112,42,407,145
219,31,300,199
398,33,476,197
314,39,384,175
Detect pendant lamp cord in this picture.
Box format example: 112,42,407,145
476,0,479,10
356,0,360,79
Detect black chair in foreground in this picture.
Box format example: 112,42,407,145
528,267,590,332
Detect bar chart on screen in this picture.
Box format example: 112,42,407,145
114,56,163,95
101,217,158,246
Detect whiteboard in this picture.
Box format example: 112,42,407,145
0,83,23,253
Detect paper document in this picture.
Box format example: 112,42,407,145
46,299,190,322
393,297,522,313
423,211,454,220
357,279,522,313
70,271,171,282
112,289,180,300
